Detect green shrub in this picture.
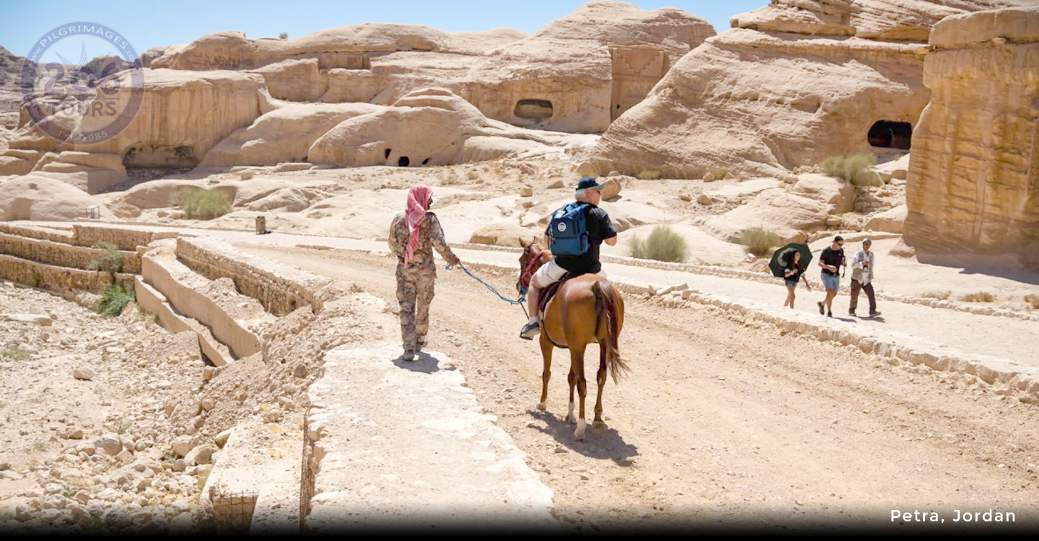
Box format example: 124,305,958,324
709,167,729,180
171,188,232,220
89,242,122,278
2,348,32,360
96,284,135,317
959,291,995,303
820,153,879,186
739,227,781,257
1025,293,1039,310
629,225,688,263
638,170,661,180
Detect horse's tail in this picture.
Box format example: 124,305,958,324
592,279,628,384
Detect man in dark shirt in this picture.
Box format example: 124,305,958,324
817,235,845,317
520,177,619,339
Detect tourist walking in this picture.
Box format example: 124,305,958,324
783,250,811,308
817,235,845,317
388,185,460,361
849,237,881,317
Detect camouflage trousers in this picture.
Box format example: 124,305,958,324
396,263,436,352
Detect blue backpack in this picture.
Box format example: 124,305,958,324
548,203,590,256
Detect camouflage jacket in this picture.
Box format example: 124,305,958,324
388,212,460,269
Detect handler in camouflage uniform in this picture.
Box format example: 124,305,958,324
388,184,460,361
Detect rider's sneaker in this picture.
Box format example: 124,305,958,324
520,321,540,340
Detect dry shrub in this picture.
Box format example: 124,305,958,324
171,187,232,220
638,170,661,180
820,153,880,186
629,225,687,263
959,291,995,303
920,290,951,301
709,167,729,180
1023,293,1039,310
740,227,781,257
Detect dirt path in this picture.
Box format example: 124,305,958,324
238,244,1039,531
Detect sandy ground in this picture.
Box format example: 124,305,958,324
235,244,1039,531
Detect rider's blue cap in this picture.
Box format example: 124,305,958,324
576,177,605,190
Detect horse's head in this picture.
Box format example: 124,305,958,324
517,236,550,295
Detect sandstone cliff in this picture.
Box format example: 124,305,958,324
580,0,1029,179
904,6,1039,263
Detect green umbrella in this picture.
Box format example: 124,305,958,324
769,243,812,278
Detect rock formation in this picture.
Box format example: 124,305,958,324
580,0,1030,179
146,2,714,133
904,6,1039,263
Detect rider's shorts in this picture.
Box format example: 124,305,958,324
533,259,606,289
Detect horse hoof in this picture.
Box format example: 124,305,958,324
574,420,586,441
566,414,576,424
592,420,605,434
536,402,546,411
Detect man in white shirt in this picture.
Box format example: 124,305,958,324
849,237,881,317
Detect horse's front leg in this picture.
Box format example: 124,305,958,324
537,333,552,411
572,346,588,440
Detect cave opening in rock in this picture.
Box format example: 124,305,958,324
514,99,553,120
868,121,912,150
421,158,430,165
121,144,199,181
385,148,392,159
398,156,410,167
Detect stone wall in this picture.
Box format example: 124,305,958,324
72,225,179,251
0,254,133,293
0,232,142,274
0,223,74,244
176,238,333,317
905,6,1039,261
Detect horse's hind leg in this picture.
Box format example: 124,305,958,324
566,367,577,424
593,345,607,435
537,334,552,411
572,346,588,441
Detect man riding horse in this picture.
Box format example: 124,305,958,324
519,177,618,339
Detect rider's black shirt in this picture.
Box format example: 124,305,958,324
546,204,618,275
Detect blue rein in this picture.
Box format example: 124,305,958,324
447,262,529,318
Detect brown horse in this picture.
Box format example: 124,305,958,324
516,237,628,440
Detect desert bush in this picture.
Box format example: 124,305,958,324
739,227,781,257
89,242,122,279
171,188,232,220
2,348,32,360
629,225,688,263
709,167,729,180
1025,293,1039,310
279,32,288,39
820,153,879,186
638,170,661,180
96,284,135,317
438,169,463,186
920,290,951,301
959,291,995,303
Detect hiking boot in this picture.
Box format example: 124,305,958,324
849,310,856,317
520,321,540,340
416,335,427,353
869,311,882,318
817,301,825,315
402,350,417,362
827,311,833,318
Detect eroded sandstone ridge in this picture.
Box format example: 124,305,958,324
148,1,714,133
904,6,1039,263
580,0,1031,179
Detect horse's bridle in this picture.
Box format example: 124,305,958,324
518,248,547,295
